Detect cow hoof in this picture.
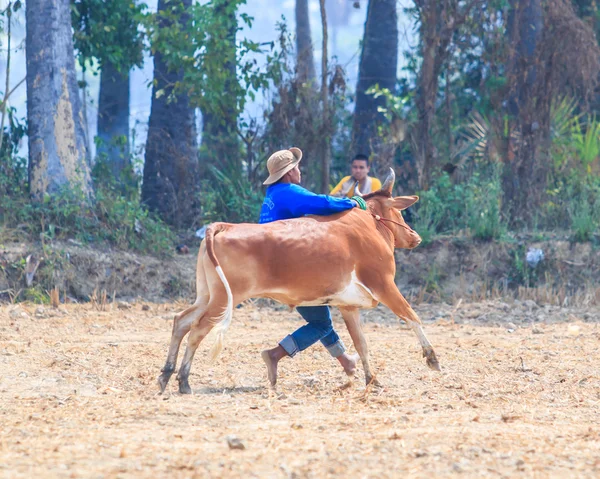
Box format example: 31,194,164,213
158,374,170,393
178,380,192,395
337,379,354,391
427,358,441,372
424,349,441,372
365,376,382,389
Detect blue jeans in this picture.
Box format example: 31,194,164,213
279,306,346,358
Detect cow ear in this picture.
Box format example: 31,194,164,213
392,195,419,210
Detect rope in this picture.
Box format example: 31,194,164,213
371,213,414,235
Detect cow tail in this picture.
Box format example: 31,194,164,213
205,223,234,361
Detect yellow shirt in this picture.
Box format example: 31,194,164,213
330,176,382,198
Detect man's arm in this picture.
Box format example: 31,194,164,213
288,185,356,217
329,176,350,197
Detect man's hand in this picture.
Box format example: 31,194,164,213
351,196,367,210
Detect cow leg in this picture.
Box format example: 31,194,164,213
374,280,440,371
158,255,210,393
409,321,440,371
176,298,227,394
158,299,208,393
339,307,377,386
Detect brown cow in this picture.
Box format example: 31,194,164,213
158,169,440,394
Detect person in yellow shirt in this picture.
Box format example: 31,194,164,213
330,154,382,197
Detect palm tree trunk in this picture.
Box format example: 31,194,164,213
97,60,130,181
352,0,398,159
503,0,544,217
296,0,316,84
319,0,330,193
26,0,92,199
142,0,199,226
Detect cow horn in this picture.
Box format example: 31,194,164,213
381,168,395,194
353,181,363,197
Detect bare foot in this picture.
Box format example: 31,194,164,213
261,350,278,387
338,353,360,376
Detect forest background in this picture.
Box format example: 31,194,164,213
0,0,599,274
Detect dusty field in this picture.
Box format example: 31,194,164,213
1,301,600,478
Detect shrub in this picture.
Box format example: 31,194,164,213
0,156,175,256
569,182,600,243
412,169,506,242
200,164,264,223
465,168,505,241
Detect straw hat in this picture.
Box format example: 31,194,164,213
263,147,303,185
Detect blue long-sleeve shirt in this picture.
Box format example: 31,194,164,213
259,183,355,224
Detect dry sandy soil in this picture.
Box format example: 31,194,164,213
1,300,599,478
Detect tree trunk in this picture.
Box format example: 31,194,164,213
413,2,452,190
352,0,398,159
200,0,239,170
503,0,544,218
142,0,199,227
97,60,130,181
319,0,330,193
413,1,478,190
414,31,440,190
26,0,92,199
296,0,316,84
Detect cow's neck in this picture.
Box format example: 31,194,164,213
367,204,395,250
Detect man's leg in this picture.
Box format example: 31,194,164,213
299,307,358,376
261,306,357,386
262,306,332,386
319,327,359,377
300,307,358,375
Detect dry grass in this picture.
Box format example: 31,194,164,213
1,302,600,478
409,282,600,308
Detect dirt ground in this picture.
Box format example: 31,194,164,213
1,301,600,478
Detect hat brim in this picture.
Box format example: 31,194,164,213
263,157,301,185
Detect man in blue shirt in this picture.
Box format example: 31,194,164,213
259,147,363,386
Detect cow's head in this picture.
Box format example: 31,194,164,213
359,169,421,249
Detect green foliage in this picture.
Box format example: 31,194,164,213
22,287,50,304
412,174,467,239
411,193,445,247
368,85,412,125
568,182,600,243
260,22,353,192
95,188,176,255
200,165,263,223
5,0,600,248
423,264,442,294
465,168,506,241
544,108,600,238
571,116,600,169
508,246,532,287
145,0,285,125
0,107,27,201
0,154,175,256
549,97,581,171
92,136,140,195
71,0,147,71
412,169,506,243
458,112,493,162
